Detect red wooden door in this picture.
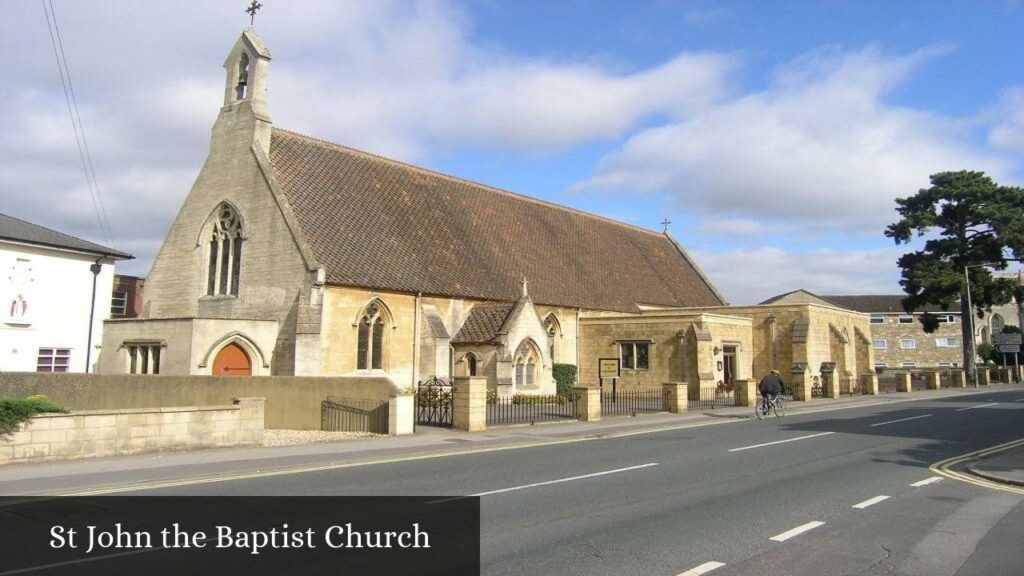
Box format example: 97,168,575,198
213,342,251,376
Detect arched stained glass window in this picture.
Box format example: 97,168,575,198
206,203,243,296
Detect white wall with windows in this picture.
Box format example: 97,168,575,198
0,242,117,373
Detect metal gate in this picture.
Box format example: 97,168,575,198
416,377,453,427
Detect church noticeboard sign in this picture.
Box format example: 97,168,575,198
599,358,620,380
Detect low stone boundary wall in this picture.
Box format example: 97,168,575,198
0,372,402,431
1,398,264,464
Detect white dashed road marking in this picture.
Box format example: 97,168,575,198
770,521,825,542
956,403,999,412
728,432,835,453
910,476,943,487
427,463,659,503
676,561,726,576
852,495,890,509
869,414,932,427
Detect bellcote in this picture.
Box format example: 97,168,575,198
222,28,272,121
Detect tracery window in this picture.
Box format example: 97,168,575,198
206,203,243,296
514,340,539,387
357,300,388,370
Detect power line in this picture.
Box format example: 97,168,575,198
41,0,114,245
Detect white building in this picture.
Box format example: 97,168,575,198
1,213,131,373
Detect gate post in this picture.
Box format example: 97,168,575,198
979,369,992,386
388,394,415,436
860,374,879,395
453,377,487,431
790,365,812,401
999,367,1012,383
896,372,912,393
573,387,601,422
925,371,941,390
662,382,688,413
951,370,967,388
732,379,756,407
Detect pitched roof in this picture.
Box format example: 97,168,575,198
267,129,725,313
452,303,514,344
0,213,132,259
820,295,961,314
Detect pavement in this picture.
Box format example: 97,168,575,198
965,440,1024,487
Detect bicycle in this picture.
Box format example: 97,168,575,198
755,394,786,419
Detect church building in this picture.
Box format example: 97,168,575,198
98,29,726,396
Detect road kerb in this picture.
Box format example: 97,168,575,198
931,437,1024,496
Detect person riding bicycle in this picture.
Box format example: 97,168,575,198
758,370,784,413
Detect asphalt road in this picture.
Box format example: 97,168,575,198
4,388,1024,575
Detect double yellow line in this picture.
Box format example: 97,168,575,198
931,438,1024,495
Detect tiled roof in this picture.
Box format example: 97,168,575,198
268,129,725,313
0,213,132,259
452,304,514,344
821,295,962,314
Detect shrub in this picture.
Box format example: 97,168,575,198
552,363,577,396
0,396,69,436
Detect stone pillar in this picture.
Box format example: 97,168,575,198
388,394,415,436
662,382,688,413
452,376,487,431
950,370,967,388
979,369,991,386
860,374,879,395
733,379,757,407
999,367,1012,383
232,397,265,445
925,371,941,390
790,366,812,401
573,387,601,422
896,372,911,393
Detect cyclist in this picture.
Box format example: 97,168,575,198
758,369,784,415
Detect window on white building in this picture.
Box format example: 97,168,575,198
873,338,887,350
900,339,917,349
36,348,70,372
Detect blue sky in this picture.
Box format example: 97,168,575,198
2,1,1022,303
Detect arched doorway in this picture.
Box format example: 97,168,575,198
213,342,252,376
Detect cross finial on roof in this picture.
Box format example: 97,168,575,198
661,218,672,233
522,277,529,298
245,0,263,25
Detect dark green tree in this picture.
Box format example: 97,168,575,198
885,171,1024,377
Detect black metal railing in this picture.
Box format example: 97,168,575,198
910,372,928,391
486,393,577,426
838,378,859,396
321,397,388,433
416,377,453,428
602,388,664,416
688,385,736,409
878,375,898,394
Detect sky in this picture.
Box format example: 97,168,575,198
2,0,1022,304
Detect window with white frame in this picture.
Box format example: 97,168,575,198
873,338,887,350
620,341,650,370
936,314,956,324
937,362,960,368
900,339,917,349
899,315,913,324
935,337,959,348
870,315,884,324
127,344,161,374
36,348,71,372
901,362,916,368
111,290,128,316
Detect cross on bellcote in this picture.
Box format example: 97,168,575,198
245,0,263,25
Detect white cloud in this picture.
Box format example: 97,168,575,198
576,45,1017,233
694,218,764,236
988,87,1024,153
695,246,905,305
